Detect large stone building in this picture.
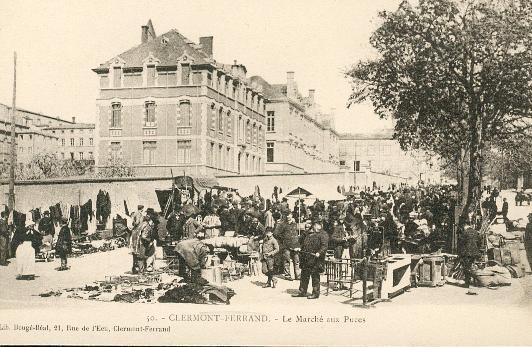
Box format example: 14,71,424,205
92,20,266,177
339,130,440,185
250,72,340,174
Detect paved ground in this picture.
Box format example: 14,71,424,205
0,190,530,345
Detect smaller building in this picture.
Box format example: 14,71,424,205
0,103,95,170
339,130,440,185
41,121,96,161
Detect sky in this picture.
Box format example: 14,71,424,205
0,0,400,133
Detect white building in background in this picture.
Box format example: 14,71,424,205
250,72,340,174
339,130,441,185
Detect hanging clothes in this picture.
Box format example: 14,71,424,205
96,190,111,224
80,199,93,232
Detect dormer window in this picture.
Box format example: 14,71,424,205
181,64,190,85
113,66,122,87
147,65,156,86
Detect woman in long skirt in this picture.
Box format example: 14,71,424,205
14,221,42,280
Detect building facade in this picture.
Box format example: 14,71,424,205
93,20,266,177
250,73,340,174
41,122,95,161
339,131,441,185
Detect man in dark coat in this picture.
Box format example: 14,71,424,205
292,220,329,299
458,226,481,293
501,198,509,221
524,213,532,274
175,237,211,283
55,218,72,271
329,215,347,260
275,209,300,281
0,211,10,266
261,230,280,288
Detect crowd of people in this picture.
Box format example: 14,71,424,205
1,182,530,300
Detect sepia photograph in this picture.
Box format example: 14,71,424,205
0,0,531,345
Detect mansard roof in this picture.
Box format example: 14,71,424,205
95,29,212,70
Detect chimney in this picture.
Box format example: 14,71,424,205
142,26,149,43
72,117,76,123
199,36,213,57
308,89,315,104
286,71,296,99
141,19,156,44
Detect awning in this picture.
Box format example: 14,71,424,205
173,176,220,192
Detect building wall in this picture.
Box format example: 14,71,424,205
95,67,265,176
339,137,440,184
265,100,340,174
43,127,95,160
16,132,60,166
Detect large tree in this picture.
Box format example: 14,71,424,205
346,0,532,229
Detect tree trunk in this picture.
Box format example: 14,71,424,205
458,113,483,233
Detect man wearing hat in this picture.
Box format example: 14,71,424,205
55,218,72,271
525,213,532,274
292,218,329,299
274,207,300,281
458,226,481,294
261,229,280,288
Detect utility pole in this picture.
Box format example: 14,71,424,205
8,52,17,213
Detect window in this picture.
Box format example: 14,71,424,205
61,152,65,159
79,138,84,146
267,111,275,131
177,140,191,164
70,152,74,160
111,103,122,128
339,160,346,166
146,65,156,86
267,142,274,163
144,101,156,127
61,139,65,147
110,142,121,160
89,138,93,146
218,108,223,133
226,147,231,170
113,67,121,87
79,152,84,160
210,142,215,166
179,101,191,127
88,152,93,159
143,141,156,165
218,145,223,169
181,64,190,85
70,138,75,146
227,111,232,137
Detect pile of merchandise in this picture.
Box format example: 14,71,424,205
70,235,127,257
39,271,235,305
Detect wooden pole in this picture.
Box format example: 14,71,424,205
8,52,17,213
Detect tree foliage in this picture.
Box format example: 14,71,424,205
97,157,135,178
346,0,532,226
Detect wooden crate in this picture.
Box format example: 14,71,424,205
411,255,446,287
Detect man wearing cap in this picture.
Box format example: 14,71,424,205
261,229,280,288
459,226,481,294
292,219,329,299
55,218,72,271
525,213,532,274
275,208,300,281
